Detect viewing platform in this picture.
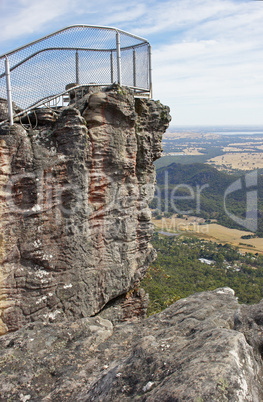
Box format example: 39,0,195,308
0,25,152,125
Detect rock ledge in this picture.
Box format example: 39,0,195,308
0,288,263,401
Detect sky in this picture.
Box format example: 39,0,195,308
0,0,263,126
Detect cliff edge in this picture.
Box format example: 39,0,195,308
0,85,170,335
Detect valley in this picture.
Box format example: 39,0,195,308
145,127,263,313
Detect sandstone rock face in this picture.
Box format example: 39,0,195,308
0,98,22,123
0,85,171,334
0,288,262,401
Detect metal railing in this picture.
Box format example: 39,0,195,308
0,25,152,125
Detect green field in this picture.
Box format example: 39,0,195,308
142,233,263,315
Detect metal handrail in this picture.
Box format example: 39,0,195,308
0,24,149,59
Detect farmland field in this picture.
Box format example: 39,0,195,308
152,215,263,254
208,152,263,171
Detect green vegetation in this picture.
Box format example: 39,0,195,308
141,233,263,315
150,162,263,237
241,234,256,239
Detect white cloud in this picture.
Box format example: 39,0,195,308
0,0,72,42
0,0,263,125
131,0,233,36
1,2,99,60
100,2,147,25
144,0,263,124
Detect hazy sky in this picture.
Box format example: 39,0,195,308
0,0,263,126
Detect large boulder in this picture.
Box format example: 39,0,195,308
0,288,262,401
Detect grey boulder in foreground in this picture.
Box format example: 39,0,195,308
0,287,263,401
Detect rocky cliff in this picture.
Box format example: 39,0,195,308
0,85,170,335
1,87,263,401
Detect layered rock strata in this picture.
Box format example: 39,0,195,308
0,85,170,334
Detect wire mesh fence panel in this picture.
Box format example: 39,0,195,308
4,49,78,109
121,48,135,88
0,58,8,103
78,50,115,85
134,45,150,90
0,25,151,120
116,30,143,49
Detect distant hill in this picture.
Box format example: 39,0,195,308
151,163,263,237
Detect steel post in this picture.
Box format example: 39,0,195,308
110,51,114,83
116,31,122,85
5,56,13,125
133,49,137,88
75,50,79,84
